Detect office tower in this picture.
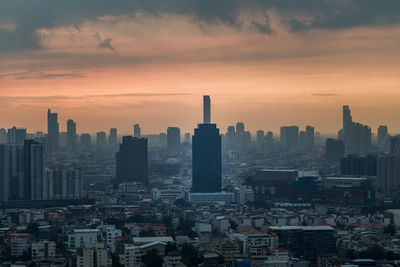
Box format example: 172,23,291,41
338,129,344,141
184,132,191,144
203,95,211,124
192,96,222,192
7,127,26,145
305,126,315,150
342,105,371,154
43,168,83,200
236,122,245,135
67,119,77,150
133,124,141,138
266,131,273,143
299,131,306,148
47,109,59,152
8,145,25,200
0,128,7,144
256,130,265,144
325,138,344,162
116,136,148,184
225,126,235,148
24,140,45,200
0,145,8,202
377,156,400,196
109,128,117,145
378,125,389,147
81,134,91,147
96,132,107,147
280,126,299,150
159,133,167,148
167,127,181,152
341,154,377,176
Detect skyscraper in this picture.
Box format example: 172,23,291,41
0,128,7,144
96,132,107,147
116,136,148,184
8,144,25,200
24,140,45,200
342,105,371,154
305,126,315,150
67,119,77,150
280,126,299,150
134,124,141,138
47,109,59,152
192,96,222,193
256,130,265,144
0,145,8,202
167,127,181,152
7,127,26,145
203,95,210,124
81,134,92,147
184,133,191,144
378,125,389,147
109,128,117,145
325,138,344,163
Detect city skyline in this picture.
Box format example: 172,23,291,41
1,1,400,134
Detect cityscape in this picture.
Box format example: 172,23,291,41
1,1,400,267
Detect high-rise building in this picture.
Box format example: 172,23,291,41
342,105,371,154
109,128,117,145
325,139,344,163
47,109,59,152
133,124,141,138
377,155,400,196
167,127,181,152
184,133,191,144
192,96,222,193
67,119,77,150
203,95,211,124
24,140,45,200
0,145,8,202
266,131,273,143
159,133,167,148
96,132,107,147
378,125,389,147
81,134,91,147
256,130,265,144
341,154,377,176
116,136,148,184
0,128,7,144
305,126,315,150
280,126,299,150
299,131,306,148
8,144,25,200
7,127,26,145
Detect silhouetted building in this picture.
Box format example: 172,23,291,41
192,96,221,193
0,145,8,202
342,105,371,154
325,139,344,162
96,132,107,147
341,154,377,176
167,127,180,152
280,126,299,150
256,130,264,144
81,134,91,147
0,128,7,144
203,95,211,124
7,127,26,145
377,155,400,196
134,124,141,138
116,136,148,184
8,144,25,200
299,131,306,148
305,126,314,150
378,125,389,147
184,133,191,144
44,169,83,200
159,133,167,148
266,131,273,143
47,109,59,152
109,128,117,145
24,140,45,200
67,119,77,150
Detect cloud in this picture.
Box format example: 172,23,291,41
0,0,399,51
94,32,116,52
0,71,86,80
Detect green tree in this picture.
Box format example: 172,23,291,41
165,242,178,255
139,229,156,237
344,249,358,260
384,224,397,235
359,245,385,260
142,249,163,267
181,243,203,266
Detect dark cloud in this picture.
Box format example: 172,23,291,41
0,0,399,51
94,33,116,52
0,71,86,80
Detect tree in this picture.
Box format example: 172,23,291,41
142,249,163,267
162,216,173,227
181,243,203,266
384,224,397,235
174,198,191,207
176,218,197,238
359,245,385,260
139,229,156,237
344,249,358,260
165,242,178,255
25,223,39,237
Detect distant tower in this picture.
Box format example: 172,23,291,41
167,127,181,152
109,128,118,145
192,96,222,192
24,140,45,200
203,95,211,124
7,127,26,145
305,126,315,150
378,126,388,146
134,124,141,138
96,132,107,147
0,145,8,202
47,109,59,152
67,119,77,150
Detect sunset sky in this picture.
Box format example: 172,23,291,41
1,1,399,135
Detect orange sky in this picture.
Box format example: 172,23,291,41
1,10,400,135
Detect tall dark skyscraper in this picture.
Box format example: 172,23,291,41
167,127,181,152
81,134,91,147
134,124,141,138
378,125,389,147
24,140,45,200
192,96,222,193
305,126,315,150
325,138,344,162
96,132,107,147
109,128,118,145
116,136,148,184
280,126,299,150
8,144,25,200
47,109,59,152
0,145,8,202
203,95,211,124
67,119,76,150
